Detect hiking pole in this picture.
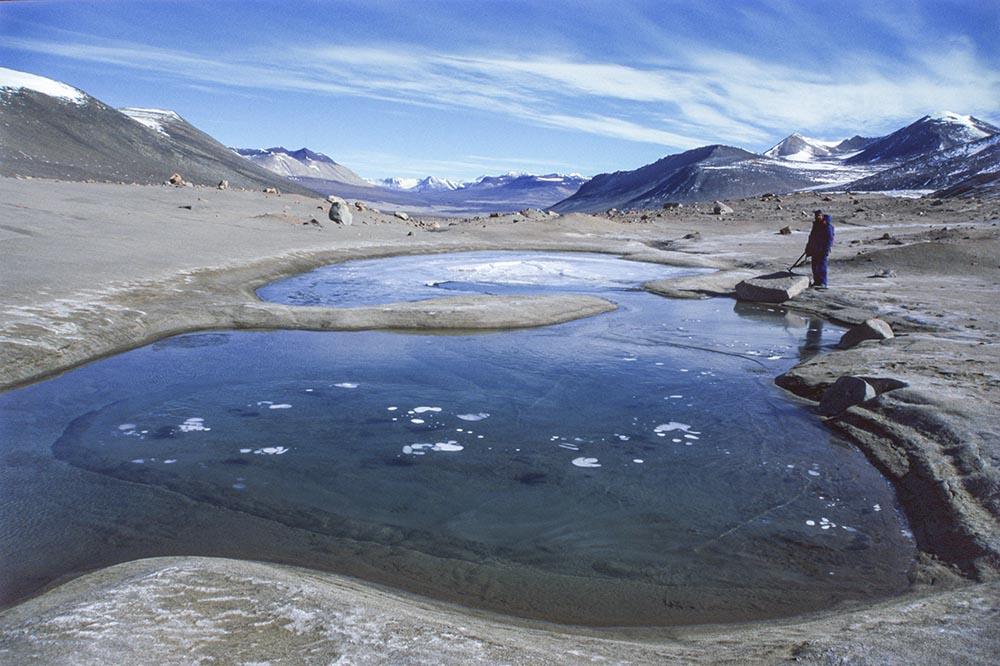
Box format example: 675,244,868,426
788,251,808,272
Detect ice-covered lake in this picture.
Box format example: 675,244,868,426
0,252,914,625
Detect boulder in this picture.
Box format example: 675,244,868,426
779,226,792,235
734,272,809,303
817,376,877,416
713,201,734,215
394,211,410,221
327,196,353,225
264,187,279,195
168,173,186,186
839,318,894,349
217,180,229,190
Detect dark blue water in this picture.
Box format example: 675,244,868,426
0,252,914,625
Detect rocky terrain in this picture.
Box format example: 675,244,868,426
1,177,998,663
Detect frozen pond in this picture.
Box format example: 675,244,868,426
0,252,914,625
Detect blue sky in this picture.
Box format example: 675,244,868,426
2,0,999,181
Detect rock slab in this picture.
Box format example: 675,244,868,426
735,272,809,303
839,317,894,349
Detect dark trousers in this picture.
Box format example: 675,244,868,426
811,254,828,287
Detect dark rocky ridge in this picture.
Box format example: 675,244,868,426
0,88,314,195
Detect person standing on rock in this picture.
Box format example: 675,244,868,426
805,209,835,288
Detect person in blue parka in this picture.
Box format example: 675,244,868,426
805,209,835,288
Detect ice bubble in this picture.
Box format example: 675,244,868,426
334,383,359,389
807,470,820,477
402,445,413,455
164,459,177,464
559,443,580,451
256,401,273,406
617,434,630,441
457,413,490,421
768,355,783,360
873,504,882,512
269,404,292,409
806,520,816,526
684,434,699,440
239,448,252,454
412,406,442,414
232,483,246,490
410,419,425,424
387,406,398,411
256,446,288,455
118,423,137,431
572,457,601,468
672,438,682,443
131,459,145,464
633,459,644,464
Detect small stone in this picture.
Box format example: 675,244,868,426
779,226,792,235
818,376,877,416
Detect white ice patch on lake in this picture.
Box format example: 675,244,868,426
179,417,210,432
403,441,465,455
572,457,601,468
456,413,489,421
411,406,442,414
334,383,359,389
269,404,292,409
654,422,700,435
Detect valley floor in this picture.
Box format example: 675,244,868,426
1,178,998,664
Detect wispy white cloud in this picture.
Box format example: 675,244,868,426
6,29,999,154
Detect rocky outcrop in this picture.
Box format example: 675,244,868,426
735,272,809,302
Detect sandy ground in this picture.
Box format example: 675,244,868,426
1,178,999,663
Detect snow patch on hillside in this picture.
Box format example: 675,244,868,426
0,67,87,104
120,108,182,136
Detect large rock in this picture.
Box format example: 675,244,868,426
713,201,734,215
839,318,894,349
327,196,353,225
735,272,809,303
818,376,877,416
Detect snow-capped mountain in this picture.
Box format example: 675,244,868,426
373,175,462,192
292,170,588,215
765,133,846,160
846,113,997,164
0,67,312,193
845,132,1000,196
551,144,834,213
234,146,370,186
552,113,1000,212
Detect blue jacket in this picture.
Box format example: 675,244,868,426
806,215,834,257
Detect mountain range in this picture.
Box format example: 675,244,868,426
232,145,587,213
3,66,998,214
0,67,311,195
552,112,1000,212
